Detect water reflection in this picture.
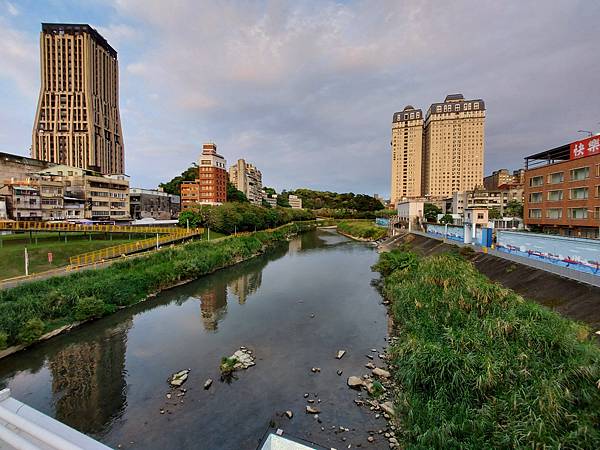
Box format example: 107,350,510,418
50,320,131,434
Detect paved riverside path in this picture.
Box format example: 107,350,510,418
410,230,600,288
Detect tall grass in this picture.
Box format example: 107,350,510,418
373,250,600,449
0,222,315,349
337,221,387,240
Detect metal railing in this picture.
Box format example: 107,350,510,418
0,220,178,235
68,229,203,266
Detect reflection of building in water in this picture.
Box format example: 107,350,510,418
228,271,262,305
199,283,228,331
287,237,302,254
49,320,131,434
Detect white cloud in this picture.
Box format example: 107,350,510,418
0,18,38,95
5,1,19,16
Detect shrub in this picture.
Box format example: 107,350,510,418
0,331,7,350
17,318,45,344
73,296,106,321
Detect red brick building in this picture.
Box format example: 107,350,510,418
524,135,600,239
181,143,228,209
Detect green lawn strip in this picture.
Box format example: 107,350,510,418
337,220,387,240
0,238,140,280
0,222,315,350
373,250,600,448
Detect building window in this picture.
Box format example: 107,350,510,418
570,167,590,181
568,208,588,219
548,172,564,184
528,208,542,219
529,192,543,203
569,187,588,200
546,208,562,219
547,190,563,201
530,175,543,187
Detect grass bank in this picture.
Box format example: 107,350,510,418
373,250,600,449
0,234,144,280
336,220,387,241
0,222,315,352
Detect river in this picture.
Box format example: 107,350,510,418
0,229,390,449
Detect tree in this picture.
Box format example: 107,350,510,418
424,203,442,223
159,163,198,195
226,182,248,203
505,200,523,218
439,214,454,225
488,207,502,220
276,193,291,208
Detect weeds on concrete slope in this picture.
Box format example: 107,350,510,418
0,222,316,349
374,250,600,449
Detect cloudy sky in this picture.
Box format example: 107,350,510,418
0,1,598,196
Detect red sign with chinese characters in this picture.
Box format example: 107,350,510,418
570,135,600,160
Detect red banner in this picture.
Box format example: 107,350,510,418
570,135,600,160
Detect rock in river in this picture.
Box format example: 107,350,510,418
347,376,364,389
169,369,189,387
204,378,213,390
306,405,320,414
380,401,395,417
372,368,391,379
336,350,346,359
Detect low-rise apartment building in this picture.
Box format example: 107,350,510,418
447,187,523,216
130,188,180,220
288,195,303,209
524,136,600,239
38,165,130,221
483,168,525,190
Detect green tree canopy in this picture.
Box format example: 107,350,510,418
159,163,198,195
286,189,384,211
424,203,442,222
505,200,523,218
226,182,249,203
489,207,502,220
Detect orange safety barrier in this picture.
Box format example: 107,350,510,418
68,229,203,266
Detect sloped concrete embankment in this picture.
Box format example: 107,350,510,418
396,233,600,330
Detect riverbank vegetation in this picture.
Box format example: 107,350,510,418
373,250,600,448
0,222,316,351
178,202,314,234
337,221,387,240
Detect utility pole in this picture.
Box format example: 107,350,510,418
208,227,210,241
24,247,29,276
186,218,189,232
156,233,159,250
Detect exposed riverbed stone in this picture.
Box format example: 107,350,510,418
372,368,391,379
306,405,320,414
169,369,189,387
204,378,213,389
347,376,365,390
336,350,346,359
380,402,395,417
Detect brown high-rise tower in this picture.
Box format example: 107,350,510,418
32,23,124,174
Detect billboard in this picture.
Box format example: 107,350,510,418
570,135,600,160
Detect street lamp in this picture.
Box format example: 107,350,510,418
577,130,593,137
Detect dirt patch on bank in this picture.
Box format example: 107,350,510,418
394,233,600,330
